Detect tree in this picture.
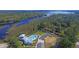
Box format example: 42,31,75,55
59,27,77,48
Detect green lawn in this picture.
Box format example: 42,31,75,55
35,31,45,35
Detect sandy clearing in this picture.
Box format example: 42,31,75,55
0,43,8,48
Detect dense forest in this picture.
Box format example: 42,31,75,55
5,13,79,48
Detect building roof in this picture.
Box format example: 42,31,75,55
19,34,38,44
19,34,26,38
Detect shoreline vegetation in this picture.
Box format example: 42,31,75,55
0,12,44,26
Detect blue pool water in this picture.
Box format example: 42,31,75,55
28,35,38,41
24,35,38,44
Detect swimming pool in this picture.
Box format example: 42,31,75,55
28,35,38,41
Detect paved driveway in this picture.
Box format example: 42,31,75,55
35,39,44,48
